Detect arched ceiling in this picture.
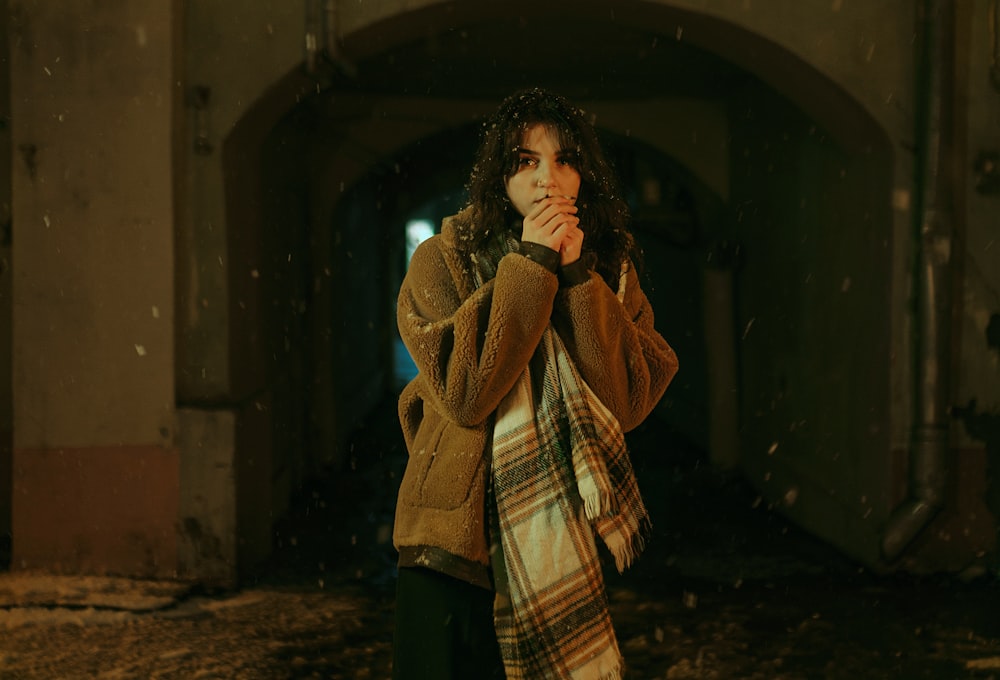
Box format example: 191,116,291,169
339,12,748,101
331,1,752,101
320,0,887,156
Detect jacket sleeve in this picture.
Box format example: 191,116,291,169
397,236,559,427
552,264,678,432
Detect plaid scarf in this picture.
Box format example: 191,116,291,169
476,239,650,679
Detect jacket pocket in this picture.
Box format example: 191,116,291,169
420,420,487,510
399,403,487,511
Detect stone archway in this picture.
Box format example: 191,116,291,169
205,0,895,578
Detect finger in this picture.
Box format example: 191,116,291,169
546,214,580,233
535,197,578,217
539,203,579,225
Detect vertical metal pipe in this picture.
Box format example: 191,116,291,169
323,0,339,61
990,0,1000,91
304,0,320,74
882,0,956,561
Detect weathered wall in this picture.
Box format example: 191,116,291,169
957,7,1000,422
177,2,305,401
9,1,179,575
728,78,894,565
947,0,1000,570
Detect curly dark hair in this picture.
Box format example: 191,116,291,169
461,88,636,287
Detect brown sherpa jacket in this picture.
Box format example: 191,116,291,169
393,207,679,589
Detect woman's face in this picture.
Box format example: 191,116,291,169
504,124,582,218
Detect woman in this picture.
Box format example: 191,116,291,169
392,88,678,679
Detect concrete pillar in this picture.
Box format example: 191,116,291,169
9,3,180,576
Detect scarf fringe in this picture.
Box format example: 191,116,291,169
605,514,651,574
583,488,651,573
580,481,613,521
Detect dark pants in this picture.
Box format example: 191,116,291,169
392,566,505,679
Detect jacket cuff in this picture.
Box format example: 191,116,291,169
519,241,560,273
559,259,590,287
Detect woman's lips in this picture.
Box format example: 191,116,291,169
535,194,577,202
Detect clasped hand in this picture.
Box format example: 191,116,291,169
521,196,584,266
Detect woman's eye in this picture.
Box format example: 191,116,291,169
518,156,536,167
